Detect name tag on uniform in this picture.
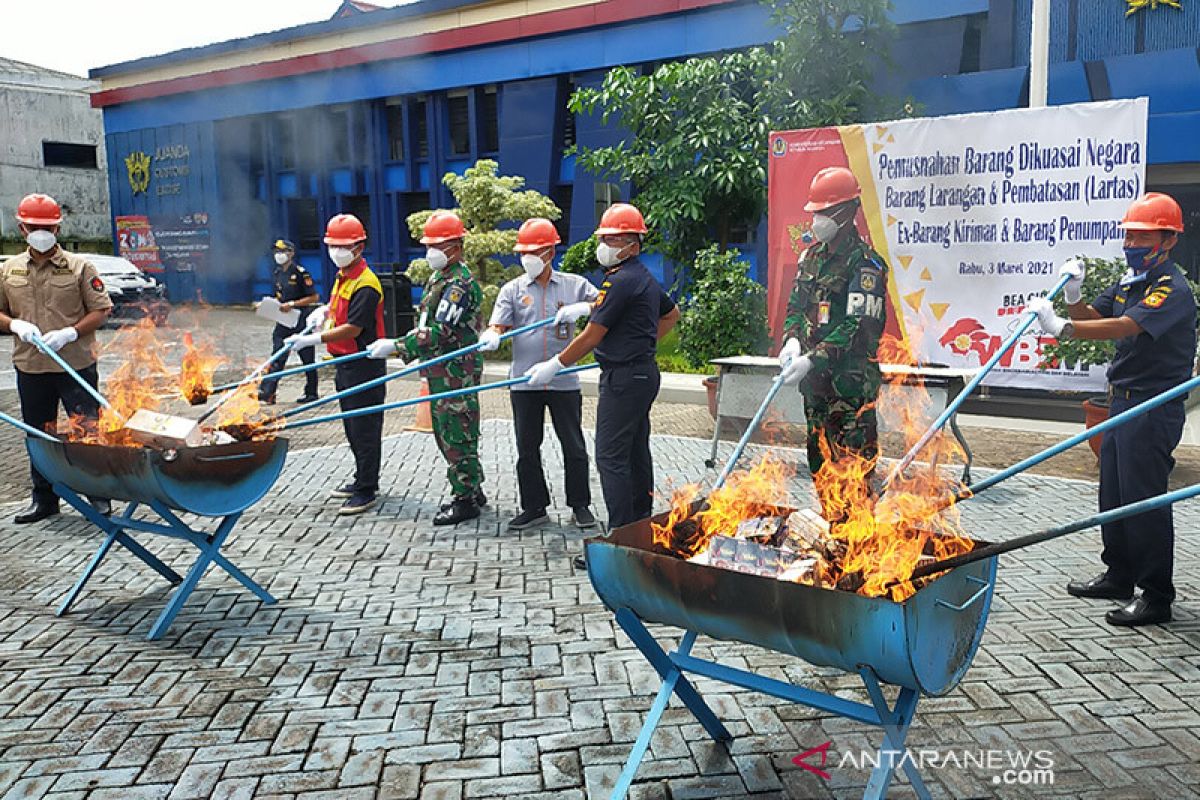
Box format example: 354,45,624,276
818,301,830,326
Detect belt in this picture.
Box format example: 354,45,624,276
598,355,657,370
1108,386,1185,402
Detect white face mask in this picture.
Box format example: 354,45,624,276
273,252,290,266
521,254,547,280
26,229,56,253
810,214,840,244
425,247,449,271
328,247,356,268
596,242,625,268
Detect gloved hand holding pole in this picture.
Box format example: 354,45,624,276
30,333,114,412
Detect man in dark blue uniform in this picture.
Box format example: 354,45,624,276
525,203,680,538
1031,192,1195,627
259,239,321,405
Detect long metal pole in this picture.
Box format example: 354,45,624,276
713,373,786,490
0,410,60,442
883,273,1070,488
1029,0,1051,108
31,335,113,411
280,316,557,419
212,350,367,392
280,363,600,431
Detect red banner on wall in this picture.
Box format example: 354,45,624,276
115,215,163,273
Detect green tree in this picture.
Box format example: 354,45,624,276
676,246,768,368
569,0,898,272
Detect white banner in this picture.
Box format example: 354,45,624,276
871,99,1148,390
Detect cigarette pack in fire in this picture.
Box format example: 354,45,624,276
124,409,203,450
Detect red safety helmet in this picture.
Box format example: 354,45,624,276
513,218,561,252
1120,192,1184,233
421,211,467,244
15,193,63,225
324,214,367,245
803,167,862,213
594,203,648,236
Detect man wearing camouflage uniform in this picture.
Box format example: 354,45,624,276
369,211,484,525
778,167,888,520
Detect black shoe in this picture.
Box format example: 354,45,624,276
338,492,377,516
91,498,112,517
1067,573,1133,601
434,498,479,526
258,394,276,405
331,483,357,499
508,508,549,531
440,490,487,512
572,554,588,571
14,501,59,524
296,394,319,404
572,506,597,529
1106,597,1172,627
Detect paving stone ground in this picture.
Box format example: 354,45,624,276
0,418,1197,800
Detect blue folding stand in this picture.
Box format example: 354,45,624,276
611,608,928,800
53,484,276,641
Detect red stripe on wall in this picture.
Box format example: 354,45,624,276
92,0,733,107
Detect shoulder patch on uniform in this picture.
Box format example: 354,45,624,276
595,290,607,307
91,276,105,292
1142,287,1171,308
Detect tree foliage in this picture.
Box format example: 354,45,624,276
676,246,769,368
559,235,599,276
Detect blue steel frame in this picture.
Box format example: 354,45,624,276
611,608,928,800
52,483,276,641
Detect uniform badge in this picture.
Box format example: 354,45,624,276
595,290,607,307
860,272,877,292
818,301,830,325
445,286,464,305
90,277,105,292
1142,288,1171,309
520,294,533,306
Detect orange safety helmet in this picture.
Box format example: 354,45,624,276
16,193,63,225
594,203,648,236
1120,192,1184,233
803,167,862,213
324,214,367,245
421,211,467,244
513,218,561,252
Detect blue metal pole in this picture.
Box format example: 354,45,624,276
281,363,599,431
712,373,786,490
31,334,113,410
212,351,367,392
281,316,557,419
0,410,60,442
884,273,1071,488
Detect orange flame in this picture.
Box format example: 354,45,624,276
179,332,223,404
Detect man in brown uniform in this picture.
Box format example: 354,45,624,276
0,194,113,523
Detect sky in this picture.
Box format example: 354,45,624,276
5,1,407,78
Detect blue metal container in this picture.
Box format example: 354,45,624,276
27,438,288,518
586,511,996,696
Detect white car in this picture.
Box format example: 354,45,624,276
85,254,170,326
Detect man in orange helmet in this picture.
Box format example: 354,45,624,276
526,203,680,537
0,193,113,523
1031,192,1195,627
480,218,599,531
288,213,386,515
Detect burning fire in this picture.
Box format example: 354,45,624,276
179,332,222,404
654,336,974,600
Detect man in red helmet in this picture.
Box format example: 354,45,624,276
526,203,680,537
287,214,386,515
1031,192,1195,627
0,193,113,523
480,218,599,531
779,167,889,522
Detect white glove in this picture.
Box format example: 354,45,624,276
1059,259,1086,305
41,327,79,352
307,304,329,330
477,328,502,352
8,319,41,344
780,354,813,387
555,301,592,326
366,338,399,359
525,356,564,388
1027,297,1067,337
778,337,801,370
286,331,323,351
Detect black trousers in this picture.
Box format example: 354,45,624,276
260,324,317,399
17,364,101,504
1099,395,1184,605
510,389,590,512
335,359,386,494
595,360,661,529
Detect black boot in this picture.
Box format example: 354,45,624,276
1067,573,1133,600
1106,597,1172,627
434,498,479,526
15,500,59,524
440,490,487,512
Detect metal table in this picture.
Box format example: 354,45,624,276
707,356,978,484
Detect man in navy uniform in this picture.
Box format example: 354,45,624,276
525,203,680,539
259,239,321,404
1031,192,1195,627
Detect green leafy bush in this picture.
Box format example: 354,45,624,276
676,246,767,369
560,235,599,275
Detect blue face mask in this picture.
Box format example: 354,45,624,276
1123,242,1169,273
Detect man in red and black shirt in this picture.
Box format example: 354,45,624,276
287,214,385,515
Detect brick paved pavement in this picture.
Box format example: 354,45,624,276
0,419,1197,799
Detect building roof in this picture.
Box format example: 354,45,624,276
0,56,96,92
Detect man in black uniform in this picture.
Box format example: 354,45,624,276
259,239,321,404
525,203,680,534
1031,192,1195,627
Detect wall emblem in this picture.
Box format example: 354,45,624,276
125,151,151,195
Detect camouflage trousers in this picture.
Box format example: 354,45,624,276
804,395,879,521
429,370,483,498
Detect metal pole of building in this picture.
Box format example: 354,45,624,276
1029,0,1050,107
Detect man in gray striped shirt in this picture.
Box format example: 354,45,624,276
479,218,599,531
